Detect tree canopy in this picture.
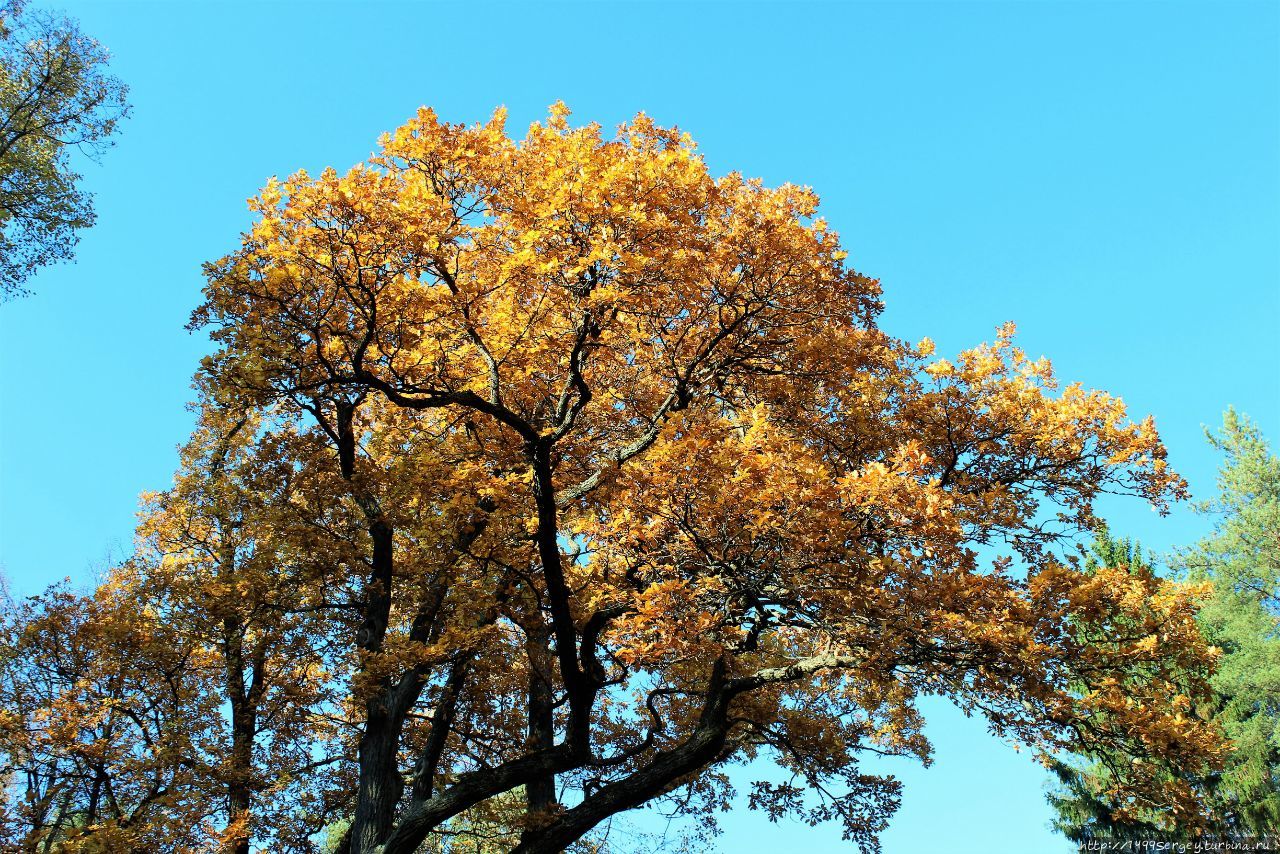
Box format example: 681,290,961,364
0,0,129,299
1,105,1226,853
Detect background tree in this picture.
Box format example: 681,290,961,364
1184,411,1280,831
1048,411,1280,839
0,581,221,852
133,405,350,853
0,0,129,299
0,407,350,854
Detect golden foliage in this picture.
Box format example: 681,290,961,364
3,105,1220,853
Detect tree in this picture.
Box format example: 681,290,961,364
132,405,350,853
1045,532,1206,842
0,0,129,299
0,408,348,854
187,104,1224,853
1048,412,1280,839
1183,411,1280,831
0,580,221,852
4,104,1227,853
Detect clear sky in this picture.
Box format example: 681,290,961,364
0,1,1276,851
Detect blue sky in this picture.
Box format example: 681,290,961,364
0,1,1276,851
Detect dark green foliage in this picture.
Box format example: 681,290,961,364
1182,410,1280,832
1046,754,1165,843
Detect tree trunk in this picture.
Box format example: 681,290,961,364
523,622,558,837
223,615,256,854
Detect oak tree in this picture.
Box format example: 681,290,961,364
1,104,1227,853
189,104,1225,853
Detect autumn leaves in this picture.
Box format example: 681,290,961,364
3,104,1226,852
